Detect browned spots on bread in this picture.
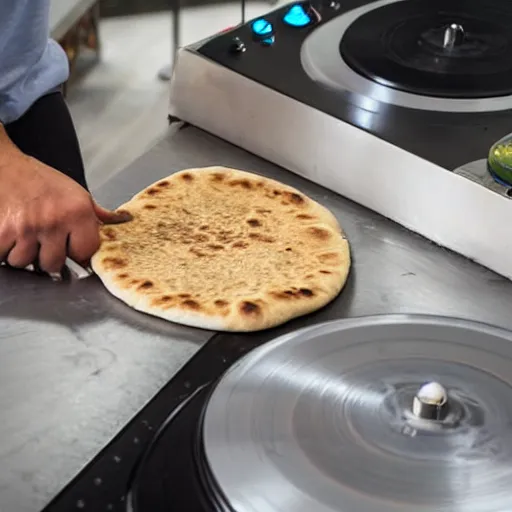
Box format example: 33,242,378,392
320,270,332,274
247,218,261,227
285,192,305,205
144,204,157,210
297,214,314,220
199,225,209,231
190,248,207,258
117,273,129,279
152,295,175,307
194,233,209,243
214,299,229,307
255,208,272,214
102,257,127,270
318,252,341,265
240,301,261,316
273,190,282,196
308,227,331,241
157,180,170,188
102,228,117,241
270,290,294,300
138,280,154,290
248,233,274,243
182,299,200,310
232,241,249,249
211,172,225,182
229,178,252,189
181,172,194,182
146,188,160,196
178,293,191,298
207,244,224,251
271,288,314,300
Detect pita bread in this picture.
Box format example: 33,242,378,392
91,167,350,331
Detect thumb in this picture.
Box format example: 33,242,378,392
92,200,133,225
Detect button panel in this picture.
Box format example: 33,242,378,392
283,4,312,28
251,18,274,38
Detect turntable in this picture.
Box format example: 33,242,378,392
169,0,512,280
117,316,512,510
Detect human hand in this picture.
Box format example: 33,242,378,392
0,152,131,274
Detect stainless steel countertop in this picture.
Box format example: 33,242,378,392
3,125,512,512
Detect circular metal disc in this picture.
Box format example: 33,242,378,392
301,0,512,112
201,315,512,512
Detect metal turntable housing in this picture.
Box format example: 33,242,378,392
168,0,512,280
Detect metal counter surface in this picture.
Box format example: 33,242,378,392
3,125,512,512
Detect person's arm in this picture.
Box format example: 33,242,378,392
0,124,131,273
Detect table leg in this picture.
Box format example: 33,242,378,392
157,0,180,81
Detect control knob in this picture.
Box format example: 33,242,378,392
229,36,246,54
283,3,313,27
251,18,274,40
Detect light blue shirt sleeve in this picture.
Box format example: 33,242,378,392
0,0,70,124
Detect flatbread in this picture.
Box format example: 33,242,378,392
91,167,351,331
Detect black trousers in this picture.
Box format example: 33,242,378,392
4,91,88,191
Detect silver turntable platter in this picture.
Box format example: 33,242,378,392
201,315,512,512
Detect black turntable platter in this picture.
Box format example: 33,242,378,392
340,0,512,98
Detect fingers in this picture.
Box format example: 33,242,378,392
0,231,15,263
6,238,39,269
92,201,132,225
37,232,69,274
67,218,101,265
0,196,129,275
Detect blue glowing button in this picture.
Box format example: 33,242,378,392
283,4,312,27
251,18,273,38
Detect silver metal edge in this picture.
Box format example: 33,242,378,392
207,314,512,384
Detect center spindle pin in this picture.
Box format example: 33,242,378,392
412,381,449,421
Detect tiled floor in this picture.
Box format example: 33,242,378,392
67,2,278,190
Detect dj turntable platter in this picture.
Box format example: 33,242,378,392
200,315,512,512
301,0,512,111
340,0,512,98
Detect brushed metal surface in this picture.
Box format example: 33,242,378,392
4,126,512,511
203,315,512,512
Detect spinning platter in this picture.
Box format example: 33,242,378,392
304,0,512,110
119,315,512,512
339,0,512,99
197,316,512,511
